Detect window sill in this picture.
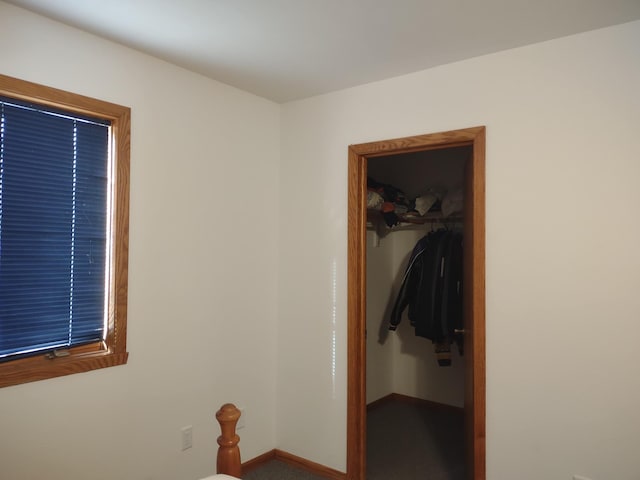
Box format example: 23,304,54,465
0,346,129,388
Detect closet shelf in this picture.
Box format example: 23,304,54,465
366,209,463,235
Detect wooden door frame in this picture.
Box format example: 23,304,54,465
346,126,486,480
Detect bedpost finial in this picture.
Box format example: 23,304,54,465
216,403,242,478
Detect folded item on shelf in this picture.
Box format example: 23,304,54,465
414,192,438,216
441,187,463,217
367,190,384,210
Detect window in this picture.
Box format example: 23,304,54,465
0,74,130,388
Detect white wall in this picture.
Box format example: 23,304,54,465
3,4,640,479
278,19,640,480
0,3,280,480
365,230,395,404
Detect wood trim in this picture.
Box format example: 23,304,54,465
108,87,131,358
0,73,130,121
347,144,368,480
0,350,128,388
274,450,347,480
347,126,486,480
349,127,483,158
0,74,131,388
241,449,277,475
242,449,346,480
470,128,487,478
367,393,464,415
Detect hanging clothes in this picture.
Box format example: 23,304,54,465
389,229,463,366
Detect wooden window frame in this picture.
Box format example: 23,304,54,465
0,74,130,388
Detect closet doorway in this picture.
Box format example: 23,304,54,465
346,127,485,480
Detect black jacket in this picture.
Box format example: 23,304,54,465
389,230,463,344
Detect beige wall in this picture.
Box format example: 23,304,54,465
278,19,640,480
0,3,280,480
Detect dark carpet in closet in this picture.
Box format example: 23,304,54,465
244,397,464,480
243,459,327,480
367,396,465,480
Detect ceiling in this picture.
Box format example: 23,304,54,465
6,0,640,103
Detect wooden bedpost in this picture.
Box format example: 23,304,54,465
216,403,242,478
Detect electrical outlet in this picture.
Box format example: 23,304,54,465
181,425,193,450
237,407,246,429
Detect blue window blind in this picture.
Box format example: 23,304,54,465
0,97,110,361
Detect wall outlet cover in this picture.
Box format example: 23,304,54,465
181,425,193,450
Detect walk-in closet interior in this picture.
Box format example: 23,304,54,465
365,146,470,480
